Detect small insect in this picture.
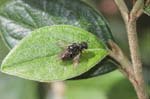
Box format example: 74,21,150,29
60,41,88,66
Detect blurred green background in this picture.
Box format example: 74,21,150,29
0,0,150,99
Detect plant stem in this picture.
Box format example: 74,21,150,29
127,15,148,99
114,0,129,25
108,41,148,99
51,82,66,99
145,0,150,6
108,40,134,82
128,1,148,99
113,0,148,99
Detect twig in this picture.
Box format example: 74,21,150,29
130,0,144,18
133,0,136,5
128,26,148,99
114,0,129,25
108,40,133,75
128,1,148,99
145,0,150,6
113,0,148,99
108,41,146,98
108,40,148,99
108,40,135,82
127,1,148,99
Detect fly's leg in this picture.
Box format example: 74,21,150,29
73,53,81,68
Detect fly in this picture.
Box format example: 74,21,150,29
60,41,88,66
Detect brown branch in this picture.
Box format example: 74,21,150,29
108,40,148,99
127,17,148,99
108,40,134,81
128,1,148,99
130,0,144,18
108,40,141,90
114,0,129,25
133,0,136,5
145,0,150,6
108,41,145,99
113,0,148,99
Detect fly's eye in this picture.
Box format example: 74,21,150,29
84,44,88,49
81,42,88,49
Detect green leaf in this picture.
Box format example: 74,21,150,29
0,0,112,48
0,35,9,65
0,35,40,99
0,0,116,79
144,3,150,16
1,25,108,82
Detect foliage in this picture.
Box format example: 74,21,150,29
0,0,117,79
144,3,150,16
1,25,108,82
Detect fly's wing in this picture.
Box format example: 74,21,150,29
56,40,68,60
60,49,71,60
56,40,69,49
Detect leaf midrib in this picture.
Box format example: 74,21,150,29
2,48,104,68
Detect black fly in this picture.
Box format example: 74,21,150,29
60,42,88,66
